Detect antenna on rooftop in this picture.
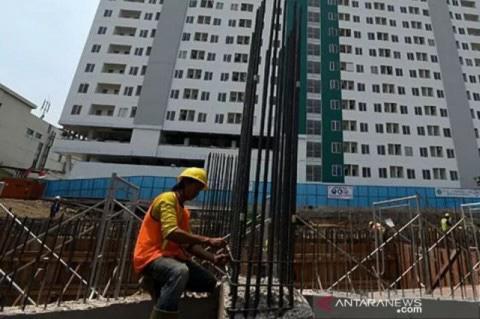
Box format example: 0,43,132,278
40,98,51,119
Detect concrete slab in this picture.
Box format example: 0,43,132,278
2,293,219,319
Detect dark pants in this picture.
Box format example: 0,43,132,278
143,257,217,312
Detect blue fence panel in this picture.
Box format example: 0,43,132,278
316,185,327,196
43,177,480,209
358,197,370,207
357,186,368,197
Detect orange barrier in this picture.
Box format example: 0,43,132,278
0,178,45,200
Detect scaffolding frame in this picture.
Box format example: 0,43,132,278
294,197,480,302
0,174,144,311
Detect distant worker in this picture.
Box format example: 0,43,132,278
133,167,229,319
50,196,61,218
368,220,385,234
440,212,453,232
368,221,385,242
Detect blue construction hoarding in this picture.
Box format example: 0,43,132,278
43,176,480,209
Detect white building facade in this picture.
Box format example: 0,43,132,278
58,0,273,179
0,83,65,177
303,0,480,188
58,0,480,188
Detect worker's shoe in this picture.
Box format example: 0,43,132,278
149,309,179,319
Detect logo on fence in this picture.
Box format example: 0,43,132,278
435,188,480,198
327,186,353,200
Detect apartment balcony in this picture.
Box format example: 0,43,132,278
102,63,127,74
118,9,141,20
94,83,120,97
53,138,238,160
108,44,132,55
53,139,133,157
113,26,137,37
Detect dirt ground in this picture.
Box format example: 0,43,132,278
0,198,58,218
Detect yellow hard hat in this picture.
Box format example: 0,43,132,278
177,167,208,189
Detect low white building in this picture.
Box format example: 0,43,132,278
0,83,65,178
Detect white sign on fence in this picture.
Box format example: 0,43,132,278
328,186,354,200
435,188,480,198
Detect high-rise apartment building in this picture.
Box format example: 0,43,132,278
57,0,480,188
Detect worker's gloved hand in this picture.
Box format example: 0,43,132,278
213,253,230,267
207,237,227,248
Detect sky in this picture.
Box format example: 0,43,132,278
0,0,100,126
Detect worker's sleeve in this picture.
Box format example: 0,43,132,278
152,194,179,240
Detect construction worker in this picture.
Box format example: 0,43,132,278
368,221,385,242
440,212,453,232
133,167,229,319
368,220,385,234
50,196,61,218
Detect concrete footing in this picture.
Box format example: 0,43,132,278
3,292,220,319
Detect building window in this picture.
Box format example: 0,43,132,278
377,145,386,155
91,44,101,53
420,147,428,157
78,83,89,93
331,142,342,154
362,167,371,178
97,26,107,34
179,109,195,121
361,144,370,154
407,169,416,179
166,111,176,121
214,114,224,124
307,120,322,135
422,170,431,180
332,165,343,177
450,171,459,181
136,85,142,96
218,93,227,102
183,88,199,100
433,168,447,180
227,112,242,124
306,165,322,182
124,86,134,96
197,112,207,122
307,142,322,158
379,168,387,178
170,90,180,99
71,105,82,115
390,166,404,178
130,67,139,76
130,107,137,118
118,107,128,118
344,164,359,177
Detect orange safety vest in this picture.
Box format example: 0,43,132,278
133,194,191,273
